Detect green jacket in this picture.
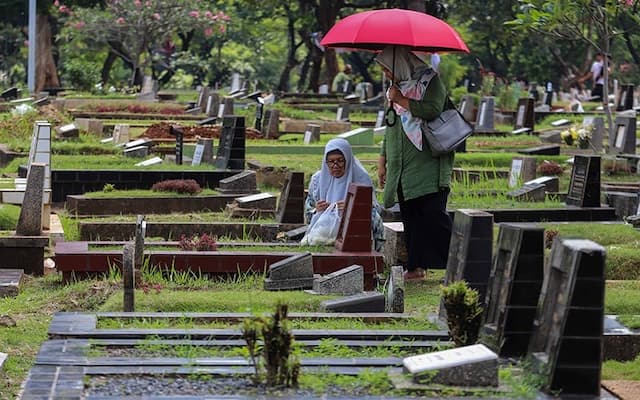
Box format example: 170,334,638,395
380,72,455,208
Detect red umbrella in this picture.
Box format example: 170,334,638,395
320,8,469,53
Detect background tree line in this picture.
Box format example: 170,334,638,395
1,0,640,94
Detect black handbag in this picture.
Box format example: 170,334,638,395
422,98,473,157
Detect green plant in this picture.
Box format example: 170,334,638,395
0,204,21,230
440,281,483,347
102,183,115,193
241,302,300,388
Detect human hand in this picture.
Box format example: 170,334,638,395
387,85,403,103
316,200,329,212
377,156,386,188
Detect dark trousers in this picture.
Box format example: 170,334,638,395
591,83,604,101
398,189,452,271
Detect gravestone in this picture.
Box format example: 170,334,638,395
16,163,45,236
609,116,636,155
169,125,184,165
253,97,265,130
55,123,79,139
336,103,350,122
276,171,305,224
337,127,374,146
217,170,258,195
214,116,245,170
458,95,476,124
506,183,546,202
135,157,163,167
566,155,601,207
205,93,220,118
320,292,385,313
197,86,210,110
386,265,404,313
523,176,559,193
311,265,363,295
134,215,146,273
528,238,606,396
517,144,561,156
217,97,235,118
303,124,321,144
0,269,24,298
138,75,157,100
375,110,385,129
474,97,495,133
605,191,639,220
403,344,498,387
508,157,537,188
112,124,130,144
0,352,6,370
123,146,149,158
198,117,217,126
235,192,277,210
199,138,215,165
191,144,205,166
262,109,280,138
123,243,135,312
513,98,535,133
383,222,407,267
440,209,493,319
543,82,553,107
582,116,605,153
335,183,373,252
1,87,18,101
616,84,634,111
86,119,103,136
480,224,545,357
264,252,315,290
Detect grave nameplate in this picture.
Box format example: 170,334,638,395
508,159,523,188
403,344,498,386
303,124,321,144
508,157,536,188
527,238,606,396
375,110,385,129
609,116,636,155
480,224,544,357
566,155,600,207
514,98,535,132
551,119,570,127
169,125,184,165
191,144,205,166
336,103,350,122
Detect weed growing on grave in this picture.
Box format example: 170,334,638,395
151,179,202,195
241,302,300,387
178,233,218,251
102,183,115,192
440,281,483,347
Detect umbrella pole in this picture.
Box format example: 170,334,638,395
384,46,397,127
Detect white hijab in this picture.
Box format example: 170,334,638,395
316,138,373,203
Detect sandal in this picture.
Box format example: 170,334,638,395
403,268,426,281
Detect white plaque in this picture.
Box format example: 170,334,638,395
303,130,312,144
478,102,487,126
551,119,570,127
509,158,523,188
459,99,467,114
191,144,205,166
516,105,525,127
615,125,626,148
403,344,497,374
336,107,344,121
217,104,225,118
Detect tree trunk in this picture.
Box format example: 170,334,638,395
278,5,302,92
318,0,343,91
35,15,60,92
101,51,118,86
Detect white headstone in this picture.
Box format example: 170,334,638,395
509,158,523,188
403,344,498,375
192,143,205,166
135,157,163,167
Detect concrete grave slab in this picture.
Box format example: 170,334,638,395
123,146,149,158
0,268,24,298
311,265,363,295
235,192,277,210
320,292,385,313
506,183,546,202
337,127,374,145
55,123,79,138
16,163,45,236
217,170,258,195
403,344,498,386
518,144,561,156
524,176,559,193
264,252,315,290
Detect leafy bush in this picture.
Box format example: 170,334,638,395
60,58,101,92
178,233,217,251
441,281,483,347
151,179,202,195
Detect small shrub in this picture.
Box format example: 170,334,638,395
242,302,300,387
151,179,202,195
441,281,483,347
178,233,217,251
537,160,563,176
102,183,115,193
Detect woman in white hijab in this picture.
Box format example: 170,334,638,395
305,138,384,251
375,46,454,280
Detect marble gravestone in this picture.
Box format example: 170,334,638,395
474,97,495,133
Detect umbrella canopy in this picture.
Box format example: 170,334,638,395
320,8,469,53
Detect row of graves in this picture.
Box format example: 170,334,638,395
2,115,638,397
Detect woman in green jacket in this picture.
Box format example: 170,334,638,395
375,46,455,281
